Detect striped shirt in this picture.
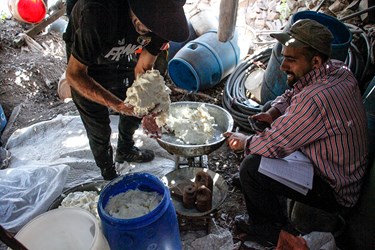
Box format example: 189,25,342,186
245,60,369,207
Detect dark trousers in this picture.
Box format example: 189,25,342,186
71,74,141,171
63,0,141,171
239,154,345,225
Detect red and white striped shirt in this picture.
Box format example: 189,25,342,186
246,60,369,207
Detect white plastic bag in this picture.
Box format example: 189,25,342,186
0,164,69,232
191,228,234,250
302,231,337,250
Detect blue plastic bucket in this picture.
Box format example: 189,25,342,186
168,30,240,92
98,173,181,250
260,11,352,104
0,105,7,132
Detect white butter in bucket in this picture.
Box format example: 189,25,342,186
10,208,109,250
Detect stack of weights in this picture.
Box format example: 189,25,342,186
182,171,213,212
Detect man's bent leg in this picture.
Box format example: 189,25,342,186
239,154,287,225
238,153,346,245
117,114,140,150
115,114,154,163
71,89,117,180
239,154,345,225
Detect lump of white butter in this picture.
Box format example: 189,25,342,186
124,69,170,127
166,104,217,145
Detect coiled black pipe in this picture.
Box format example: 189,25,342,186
222,47,272,131
223,25,372,131
345,24,372,92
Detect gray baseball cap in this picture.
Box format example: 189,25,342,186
270,19,334,56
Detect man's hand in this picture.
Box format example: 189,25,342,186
115,102,140,117
142,114,162,138
223,132,249,153
252,106,281,124
251,112,273,125
134,49,157,77
248,117,270,132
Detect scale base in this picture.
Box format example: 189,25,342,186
175,155,209,169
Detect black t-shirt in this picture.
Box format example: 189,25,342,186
64,0,168,84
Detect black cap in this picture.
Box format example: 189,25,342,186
128,0,189,42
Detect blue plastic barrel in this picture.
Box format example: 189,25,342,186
168,30,240,92
260,11,352,104
261,42,287,104
0,105,7,132
168,21,197,61
98,173,181,250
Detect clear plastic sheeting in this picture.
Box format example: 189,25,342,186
1,115,176,234
302,231,337,250
5,115,176,190
1,114,234,248
0,164,69,232
181,226,235,250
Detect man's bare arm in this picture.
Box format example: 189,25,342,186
66,55,135,116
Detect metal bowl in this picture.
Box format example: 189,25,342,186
48,180,109,210
157,101,234,157
161,167,228,217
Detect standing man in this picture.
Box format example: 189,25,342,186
63,0,189,180
225,19,368,245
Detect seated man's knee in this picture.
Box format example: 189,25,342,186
239,154,262,182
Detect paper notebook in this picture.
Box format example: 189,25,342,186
258,151,314,195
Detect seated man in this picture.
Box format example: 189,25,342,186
224,19,369,245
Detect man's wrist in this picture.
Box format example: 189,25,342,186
244,135,253,155
266,107,281,121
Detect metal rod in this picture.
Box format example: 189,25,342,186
339,5,375,21
0,225,28,250
315,0,329,12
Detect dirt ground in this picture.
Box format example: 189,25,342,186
0,19,76,141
